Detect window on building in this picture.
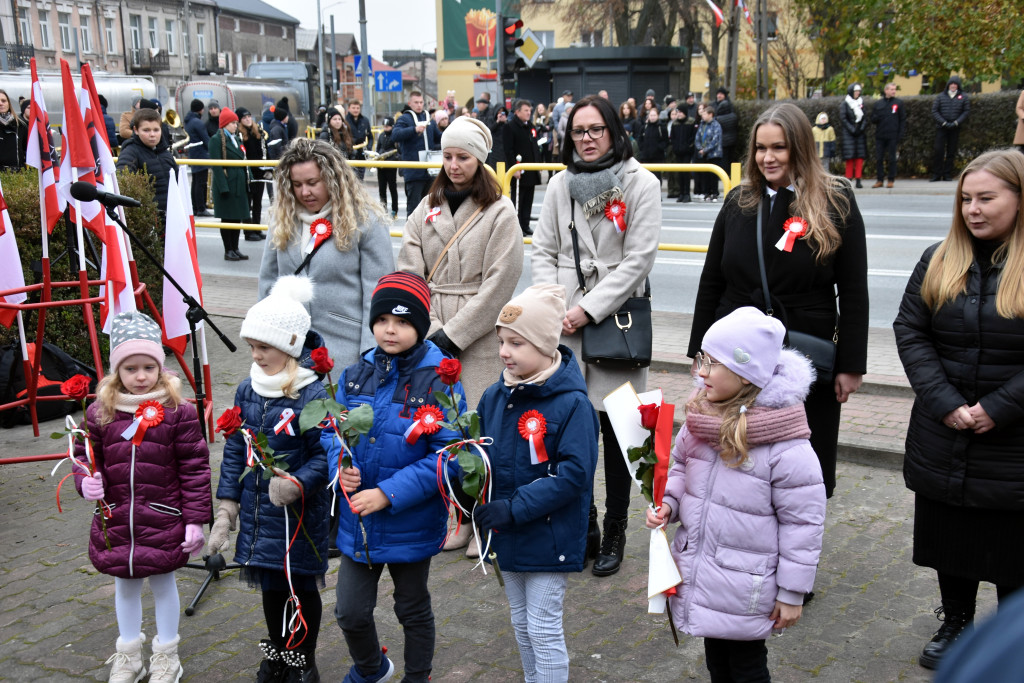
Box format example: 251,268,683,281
58,12,72,51
79,15,92,53
197,24,205,54
18,9,30,44
259,22,265,36
282,26,287,39
148,17,158,49
105,18,116,53
580,30,602,47
165,19,175,54
129,15,141,50
533,30,554,48
38,10,51,49
758,12,778,41
233,19,239,32
681,28,704,56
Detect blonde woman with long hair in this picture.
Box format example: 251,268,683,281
257,137,394,368
894,148,1024,670
689,101,869,500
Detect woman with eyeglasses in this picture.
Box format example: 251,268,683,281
532,94,662,578
688,102,869,502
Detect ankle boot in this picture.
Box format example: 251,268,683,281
584,504,600,567
592,517,627,577
257,639,287,683
442,507,472,551
148,635,183,683
919,603,974,670
106,633,146,683
281,647,320,683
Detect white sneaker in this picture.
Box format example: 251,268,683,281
149,635,183,683
106,634,146,683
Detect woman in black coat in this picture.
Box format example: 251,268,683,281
689,102,869,499
0,89,27,172
893,149,1024,671
636,107,667,183
840,83,867,188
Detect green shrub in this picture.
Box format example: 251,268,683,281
0,169,164,370
733,90,1020,178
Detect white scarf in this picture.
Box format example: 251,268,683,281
298,202,334,253
502,352,561,387
844,94,864,122
114,376,181,414
250,362,318,398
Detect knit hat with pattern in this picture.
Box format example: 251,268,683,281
240,276,314,357
109,311,165,372
369,272,431,341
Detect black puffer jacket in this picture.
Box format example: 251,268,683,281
636,119,667,163
931,75,970,128
715,98,738,148
894,241,1024,510
114,135,178,212
840,85,868,160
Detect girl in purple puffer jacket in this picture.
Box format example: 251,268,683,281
647,307,825,682
75,311,210,683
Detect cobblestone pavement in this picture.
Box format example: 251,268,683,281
0,290,987,682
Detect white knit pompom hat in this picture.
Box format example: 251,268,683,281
240,275,314,357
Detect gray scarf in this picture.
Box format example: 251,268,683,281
566,151,626,217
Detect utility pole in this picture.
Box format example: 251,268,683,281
756,0,769,100
330,15,337,106
726,2,739,97
316,0,325,109
359,0,373,123
494,0,502,91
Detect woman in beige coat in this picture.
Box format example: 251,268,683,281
397,116,524,553
1014,90,1024,152
532,95,662,577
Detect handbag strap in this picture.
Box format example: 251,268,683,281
755,198,774,317
426,206,483,284
568,198,651,298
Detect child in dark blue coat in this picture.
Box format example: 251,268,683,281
474,284,599,682
323,272,466,683
209,275,330,683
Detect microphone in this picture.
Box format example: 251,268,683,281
70,181,142,209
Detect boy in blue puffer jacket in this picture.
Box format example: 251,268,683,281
323,272,466,683
473,284,599,682
210,275,330,683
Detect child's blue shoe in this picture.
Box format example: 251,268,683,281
342,648,394,683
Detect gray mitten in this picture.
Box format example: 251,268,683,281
269,467,303,507
207,499,239,554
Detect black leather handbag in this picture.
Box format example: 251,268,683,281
568,200,653,369
755,199,837,378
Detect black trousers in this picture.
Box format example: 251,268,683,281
378,168,398,213
805,376,841,499
510,178,535,233
939,572,1023,608
876,137,898,181
404,179,429,217
932,126,960,179
219,225,241,253
666,149,680,195
190,168,208,211
246,178,266,236
704,638,770,683
263,586,323,652
599,411,632,521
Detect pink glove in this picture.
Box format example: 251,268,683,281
181,524,205,556
82,472,105,501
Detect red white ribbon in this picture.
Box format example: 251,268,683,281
604,199,627,233
404,404,443,444
274,408,297,436
518,410,549,465
305,218,333,254
425,206,442,224
775,216,808,252
120,401,165,446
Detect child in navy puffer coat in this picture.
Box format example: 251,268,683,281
323,272,465,683
646,307,826,682
210,275,330,683
75,311,210,683
474,284,599,682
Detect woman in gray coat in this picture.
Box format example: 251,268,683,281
532,95,662,577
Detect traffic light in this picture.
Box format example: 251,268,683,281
502,16,525,75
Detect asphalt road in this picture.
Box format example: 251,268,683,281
195,184,956,330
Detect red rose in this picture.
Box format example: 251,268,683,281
436,358,462,385
61,374,92,402
215,406,243,438
638,403,660,431
310,347,334,374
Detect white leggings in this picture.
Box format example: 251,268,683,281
114,572,180,643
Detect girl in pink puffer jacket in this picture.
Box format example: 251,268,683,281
647,307,825,681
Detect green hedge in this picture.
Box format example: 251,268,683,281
733,91,1021,178
0,169,164,369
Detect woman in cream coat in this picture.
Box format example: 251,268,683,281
532,95,661,577
398,116,524,553
1014,90,1024,153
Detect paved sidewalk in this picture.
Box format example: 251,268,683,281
0,274,958,683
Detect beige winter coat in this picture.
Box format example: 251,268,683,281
532,157,662,409
398,193,524,408
1014,91,1024,146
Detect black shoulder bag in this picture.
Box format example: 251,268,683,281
755,198,837,377
568,199,653,369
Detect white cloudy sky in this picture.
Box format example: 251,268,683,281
261,0,439,58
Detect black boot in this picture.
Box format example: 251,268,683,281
592,517,627,577
256,639,287,683
919,603,974,670
584,504,600,567
281,647,320,683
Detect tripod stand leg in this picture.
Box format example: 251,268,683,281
183,553,243,616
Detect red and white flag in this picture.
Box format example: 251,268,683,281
0,179,27,328
177,160,202,296
162,171,203,354
736,0,753,25
25,58,63,235
705,0,724,26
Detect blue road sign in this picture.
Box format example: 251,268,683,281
375,70,402,92
354,55,373,77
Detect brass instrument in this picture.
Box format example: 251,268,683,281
164,109,181,128
351,139,369,151
364,148,398,161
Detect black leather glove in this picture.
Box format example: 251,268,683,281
474,500,514,532
428,329,461,358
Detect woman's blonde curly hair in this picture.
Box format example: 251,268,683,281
270,138,388,252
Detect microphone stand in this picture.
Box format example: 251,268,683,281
103,204,241,614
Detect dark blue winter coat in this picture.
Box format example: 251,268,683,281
216,333,330,577
183,111,210,161
476,346,599,572
391,108,441,183
322,340,466,564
